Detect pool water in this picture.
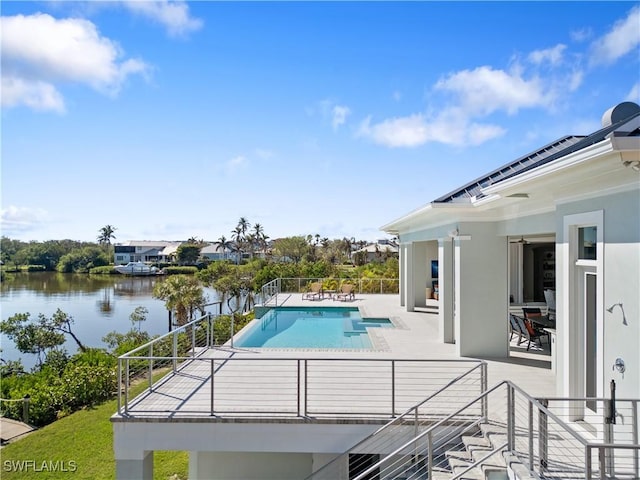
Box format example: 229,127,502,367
234,307,393,349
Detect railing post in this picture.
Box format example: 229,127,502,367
481,362,488,419
585,446,592,480
633,400,639,478
304,359,308,416
117,358,122,413
297,359,301,417
427,430,433,479
538,398,548,473
507,384,515,451
148,344,153,391
191,324,196,356
22,395,30,424
528,401,534,471
125,358,130,414
391,360,396,417
210,358,215,415
172,331,178,372
598,446,606,480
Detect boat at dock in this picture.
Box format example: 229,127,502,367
114,261,160,276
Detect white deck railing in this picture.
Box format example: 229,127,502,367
261,277,399,306
118,352,485,418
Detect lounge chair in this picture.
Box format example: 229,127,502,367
513,314,546,351
334,283,355,302
302,282,322,301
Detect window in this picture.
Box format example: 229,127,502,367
578,226,597,260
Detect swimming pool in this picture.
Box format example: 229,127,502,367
234,307,393,349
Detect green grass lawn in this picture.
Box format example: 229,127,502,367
0,375,188,480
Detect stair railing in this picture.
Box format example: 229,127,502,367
304,361,487,479
311,381,640,480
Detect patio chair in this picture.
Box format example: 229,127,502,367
509,314,523,343
302,282,323,301
513,314,546,351
334,283,355,302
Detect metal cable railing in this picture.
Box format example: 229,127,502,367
117,354,484,418
305,361,487,479
261,277,400,304
307,381,640,480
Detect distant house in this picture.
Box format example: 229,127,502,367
113,241,181,265
200,244,238,262
352,239,399,263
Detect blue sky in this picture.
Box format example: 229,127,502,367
2,1,639,243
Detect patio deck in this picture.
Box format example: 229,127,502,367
118,294,555,422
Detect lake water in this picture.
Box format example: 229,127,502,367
0,272,226,369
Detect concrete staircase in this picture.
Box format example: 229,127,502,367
442,422,509,480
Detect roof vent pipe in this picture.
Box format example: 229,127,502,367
601,102,640,127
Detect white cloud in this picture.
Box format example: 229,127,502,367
314,99,351,130
435,66,552,115
589,6,640,66
1,76,65,112
357,103,507,148
122,1,203,38
1,13,149,112
1,206,49,234
331,105,351,130
571,28,592,43
357,114,428,148
528,44,567,66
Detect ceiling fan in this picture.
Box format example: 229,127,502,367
511,236,529,244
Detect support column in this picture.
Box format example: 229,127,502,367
115,450,153,480
454,225,509,358
413,243,428,308
438,238,455,344
399,244,406,307
404,243,415,312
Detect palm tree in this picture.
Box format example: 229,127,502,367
231,226,244,264
97,225,117,246
214,235,233,261
237,217,250,236
152,275,206,327
97,225,117,261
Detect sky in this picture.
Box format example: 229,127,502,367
1,1,639,244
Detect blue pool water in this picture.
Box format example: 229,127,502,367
234,307,393,349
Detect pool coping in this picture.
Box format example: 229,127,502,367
231,305,403,353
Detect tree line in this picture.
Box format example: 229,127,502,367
1,218,398,273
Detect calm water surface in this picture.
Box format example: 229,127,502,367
1,272,224,368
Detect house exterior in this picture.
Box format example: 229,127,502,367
114,241,181,264
381,101,640,402
111,102,639,480
352,239,399,263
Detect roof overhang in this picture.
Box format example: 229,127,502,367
381,136,640,236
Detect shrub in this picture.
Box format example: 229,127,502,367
163,266,198,275
89,265,118,275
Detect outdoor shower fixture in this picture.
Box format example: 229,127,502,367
606,302,628,325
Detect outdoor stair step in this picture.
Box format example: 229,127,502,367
462,435,492,452
448,458,485,480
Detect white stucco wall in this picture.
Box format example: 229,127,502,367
556,189,640,399
191,452,313,480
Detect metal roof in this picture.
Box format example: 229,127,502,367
434,107,640,204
